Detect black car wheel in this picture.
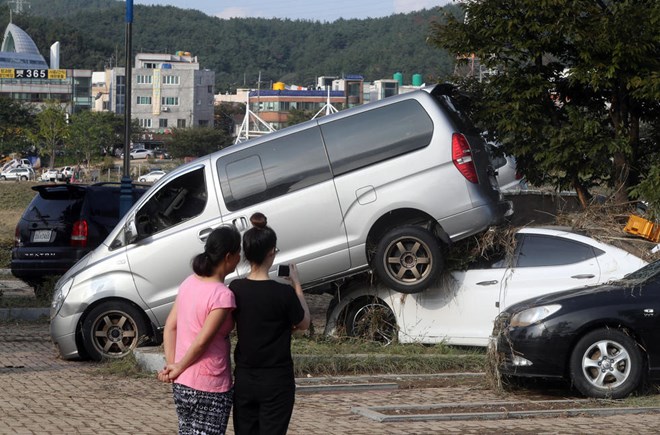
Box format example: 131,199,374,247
345,298,397,344
569,328,643,399
81,301,149,361
374,226,442,294
20,176,27,181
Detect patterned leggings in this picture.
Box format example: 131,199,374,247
172,383,233,435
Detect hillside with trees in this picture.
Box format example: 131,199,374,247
0,0,460,91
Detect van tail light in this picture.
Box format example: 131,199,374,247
452,133,478,183
71,220,88,248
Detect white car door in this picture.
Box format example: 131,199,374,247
499,233,601,310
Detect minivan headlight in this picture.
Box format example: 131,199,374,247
509,304,561,328
50,278,73,319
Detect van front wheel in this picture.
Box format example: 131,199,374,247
81,301,149,361
374,226,441,294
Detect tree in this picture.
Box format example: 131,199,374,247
430,0,660,206
68,111,121,165
166,127,231,158
286,108,314,127
0,98,34,156
30,102,68,169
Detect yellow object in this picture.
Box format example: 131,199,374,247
273,82,285,91
624,215,660,243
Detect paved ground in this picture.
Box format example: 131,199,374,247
3,321,660,434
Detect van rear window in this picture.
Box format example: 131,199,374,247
320,99,434,176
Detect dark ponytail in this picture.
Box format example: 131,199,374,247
243,212,277,265
192,226,241,277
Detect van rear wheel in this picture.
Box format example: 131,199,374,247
374,226,441,294
81,301,149,361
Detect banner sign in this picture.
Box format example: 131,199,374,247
0,69,68,79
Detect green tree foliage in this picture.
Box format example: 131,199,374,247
0,97,34,155
430,0,660,206
5,2,460,90
68,111,122,165
166,127,231,158
30,102,68,169
286,108,314,127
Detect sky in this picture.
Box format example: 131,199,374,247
134,0,451,21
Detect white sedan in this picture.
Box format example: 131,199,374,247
138,170,166,183
325,227,647,347
129,149,154,160
1,167,35,181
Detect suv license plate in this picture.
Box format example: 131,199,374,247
33,230,52,243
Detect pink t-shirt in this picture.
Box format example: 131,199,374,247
174,275,236,393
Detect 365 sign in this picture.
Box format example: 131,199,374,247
0,68,67,79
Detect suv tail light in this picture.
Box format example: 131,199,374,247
14,224,21,247
452,133,478,183
71,220,88,248
515,170,524,180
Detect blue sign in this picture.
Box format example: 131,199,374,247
126,0,133,23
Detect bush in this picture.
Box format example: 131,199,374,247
0,237,12,269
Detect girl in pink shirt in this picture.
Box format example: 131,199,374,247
158,226,241,435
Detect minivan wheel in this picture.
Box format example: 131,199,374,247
81,301,149,361
569,328,643,399
374,226,442,294
345,298,396,344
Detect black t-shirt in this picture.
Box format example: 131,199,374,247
230,279,305,370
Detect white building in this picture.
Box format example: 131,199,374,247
97,52,215,132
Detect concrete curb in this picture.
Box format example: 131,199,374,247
133,348,166,373
352,400,660,422
0,308,49,321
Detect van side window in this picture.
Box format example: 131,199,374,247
135,167,207,238
217,127,332,211
320,99,434,176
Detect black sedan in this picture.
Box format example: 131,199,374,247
494,260,660,399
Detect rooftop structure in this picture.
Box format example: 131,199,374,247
0,23,48,69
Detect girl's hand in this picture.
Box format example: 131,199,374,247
287,264,301,288
157,366,172,383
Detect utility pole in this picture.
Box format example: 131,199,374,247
119,0,134,217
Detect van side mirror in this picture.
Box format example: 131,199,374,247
125,219,138,244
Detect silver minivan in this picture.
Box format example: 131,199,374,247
50,84,511,360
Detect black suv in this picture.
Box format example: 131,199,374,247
11,183,148,295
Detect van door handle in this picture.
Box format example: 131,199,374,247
476,280,498,286
232,217,248,231
198,227,213,242
571,274,595,279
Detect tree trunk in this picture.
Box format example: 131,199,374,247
573,176,592,209
49,142,55,169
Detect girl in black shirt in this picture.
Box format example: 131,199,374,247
230,212,310,435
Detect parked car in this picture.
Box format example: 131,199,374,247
41,168,62,182
138,170,166,183
494,260,660,399
50,84,512,360
487,143,527,192
153,149,172,160
324,227,647,346
129,149,153,160
60,166,75,179
11,183,148,295
1,167,35,181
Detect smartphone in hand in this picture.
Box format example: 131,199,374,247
277,264,290,277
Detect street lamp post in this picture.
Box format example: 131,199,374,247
119,0,134,217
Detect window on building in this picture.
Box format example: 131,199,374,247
143,63,158,69
163,75,180,85
198,120,209,127
177,119,186,128
159,119,168,128
136,75,153,84
161,97,179,106
217,127,332,211
208,85,213,93
139,118,152,128
136,96,152,105
102,101,110,111
320,99,433,176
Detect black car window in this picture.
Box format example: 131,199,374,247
320,99,434,176
515,234,596,268
217,127,332,211
25,187,85,223
134,167,207,238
